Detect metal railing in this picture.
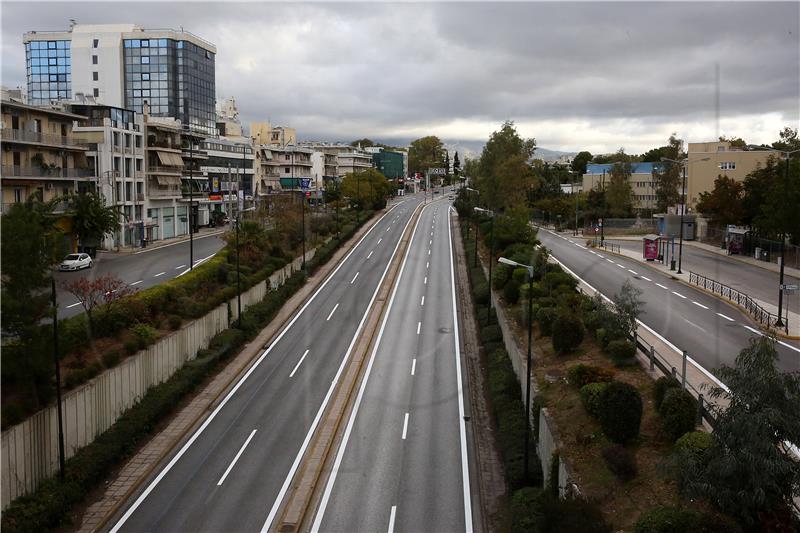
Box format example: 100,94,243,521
688,271,786,333
1,165,94,178
1,128,85,148
593,240,621,254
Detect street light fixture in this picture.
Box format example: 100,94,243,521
497,256,535,482
661,156,710,274
235,206,257,328
746,144,800,328
475,207,495,324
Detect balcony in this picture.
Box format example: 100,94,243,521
1,128,87,150
147,165,183,176
147,186,182,199
147,139,182,152
1,165,95,179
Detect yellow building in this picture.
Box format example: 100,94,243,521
1,99,93,212
686,141,773,208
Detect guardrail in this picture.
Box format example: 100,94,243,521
688,271,787,334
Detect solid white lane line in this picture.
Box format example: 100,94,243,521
66,302,82,309
217,429,257,486
175,264,187,270
628,269,638,275
109,203,405,533
421,296,425,306
378,238,382,244
424,276,427,284
411,358,416,376
417,321,421,335
367,251,373,259
692,301,709,309
130,280,144,286
401,413,409,440
672,291,687,299
351,272,359,284
446,204,475,532
716,312,735,322
656,283,669,290
289,349,311,377
311,201,426,532
326,303,339,321
742,326,800,355
388,506,397,533
177,253,217,277
154,271,166,277
641,276,652,282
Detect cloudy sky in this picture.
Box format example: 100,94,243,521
2,1,798,155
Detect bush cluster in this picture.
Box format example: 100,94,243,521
579,382,610,419
659,388,697,441
509,487,612,533
653,376,680,411
634,506,741,533
567,364,615,388
597,381,643,444
606,339,636,365
551,313,585,354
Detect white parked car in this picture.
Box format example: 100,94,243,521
59,253,93,271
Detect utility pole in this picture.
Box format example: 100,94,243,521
600,170,605,247
51,277,65,481
188,130,194,270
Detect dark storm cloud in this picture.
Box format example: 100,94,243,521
2,1,798,152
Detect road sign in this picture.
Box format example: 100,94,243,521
300,178,312,189
427,168,446,176
780,283,798,291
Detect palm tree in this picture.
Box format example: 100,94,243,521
67,191,120,252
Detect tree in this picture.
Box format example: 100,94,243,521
676,336,800,527
453,151,461,178
350,138,374,148
444,151,451,183
650,134,685,212
408,136,445,177
61,274,136,339
571,151,593,175
341,169,392,210
719,135,747,149
475,121,537,211
742,156,800,242
773,127,800,152
68,191,120,250
605,161,634,217
696,175,745,227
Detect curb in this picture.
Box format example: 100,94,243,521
88,209,393,533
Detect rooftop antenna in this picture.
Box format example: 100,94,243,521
69,19,77,30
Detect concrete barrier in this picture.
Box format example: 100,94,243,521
1,249,315,508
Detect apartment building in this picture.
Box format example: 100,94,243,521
23,23,216,135
144,114,185,240
202,137,254,215
310,151,338,190
372,149,405,179
582,162,661,212
337,150,373,176
685,141,773,208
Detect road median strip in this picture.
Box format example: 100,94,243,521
275,202,424,532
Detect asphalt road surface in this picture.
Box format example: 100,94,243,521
537,229,800,376
607,237,799,317
109,196,425,532
53,232,226,320
312,199,474,532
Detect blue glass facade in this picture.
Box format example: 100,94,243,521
25,40,72,105
123,38,215,135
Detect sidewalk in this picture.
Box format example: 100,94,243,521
564,231,800,339
100,226,227,256
76,209,388,533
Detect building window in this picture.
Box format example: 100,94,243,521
13,188,22,203
93,39,99,48
92,55,98,64
285,167,290,174
92,71,98,81
93,87,99,97
719,162,736,170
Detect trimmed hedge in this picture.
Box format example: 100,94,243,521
504,279,521,304
480,325,503,344
659,388,698,441
598,381,643,444
535,306,557,337
580,382,609,419
674,430,713,456
606,339,636,365
551,313,585,354
509,488,613,533
653,376,680,411
567,364,615,388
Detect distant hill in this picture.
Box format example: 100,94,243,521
373,137,575,163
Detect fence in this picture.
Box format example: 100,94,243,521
699,225,800,270
1,249,314,508
688,271,786,333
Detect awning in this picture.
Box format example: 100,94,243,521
155,175,181,186
155,151,184,167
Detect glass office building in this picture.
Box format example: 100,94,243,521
123,38,215,135
25,40,72,105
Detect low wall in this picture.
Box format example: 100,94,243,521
1,249,314,508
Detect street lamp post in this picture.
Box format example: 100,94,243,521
234,206,256,328
600,170,605,247
746,145,800,328
51,276,66,481
498,256,534,481
475,207,495,324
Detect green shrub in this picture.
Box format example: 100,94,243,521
653,376,681,411
568,364,614,387
480,325,503,344
130,323,158,349
473,281,489,305
601,444,638,481
534,492,613,533
598,381,642,444
510,487,541,532
123,339,139,355
512,267,529,284
579,382,609,418
85,361,102,379
551,313,585,354
595,327,608,348
659,388,698,441
101,350,121,368
492,264,512,290
674,430,713,456
166,314,182,330
633,506,743,533
207,328,245,360
606,339,636,365
536,306,557,337
503,279,521,304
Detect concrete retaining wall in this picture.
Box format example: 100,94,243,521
1,249,314,508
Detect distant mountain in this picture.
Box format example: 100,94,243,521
534,147,578,162
372,137,575,163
